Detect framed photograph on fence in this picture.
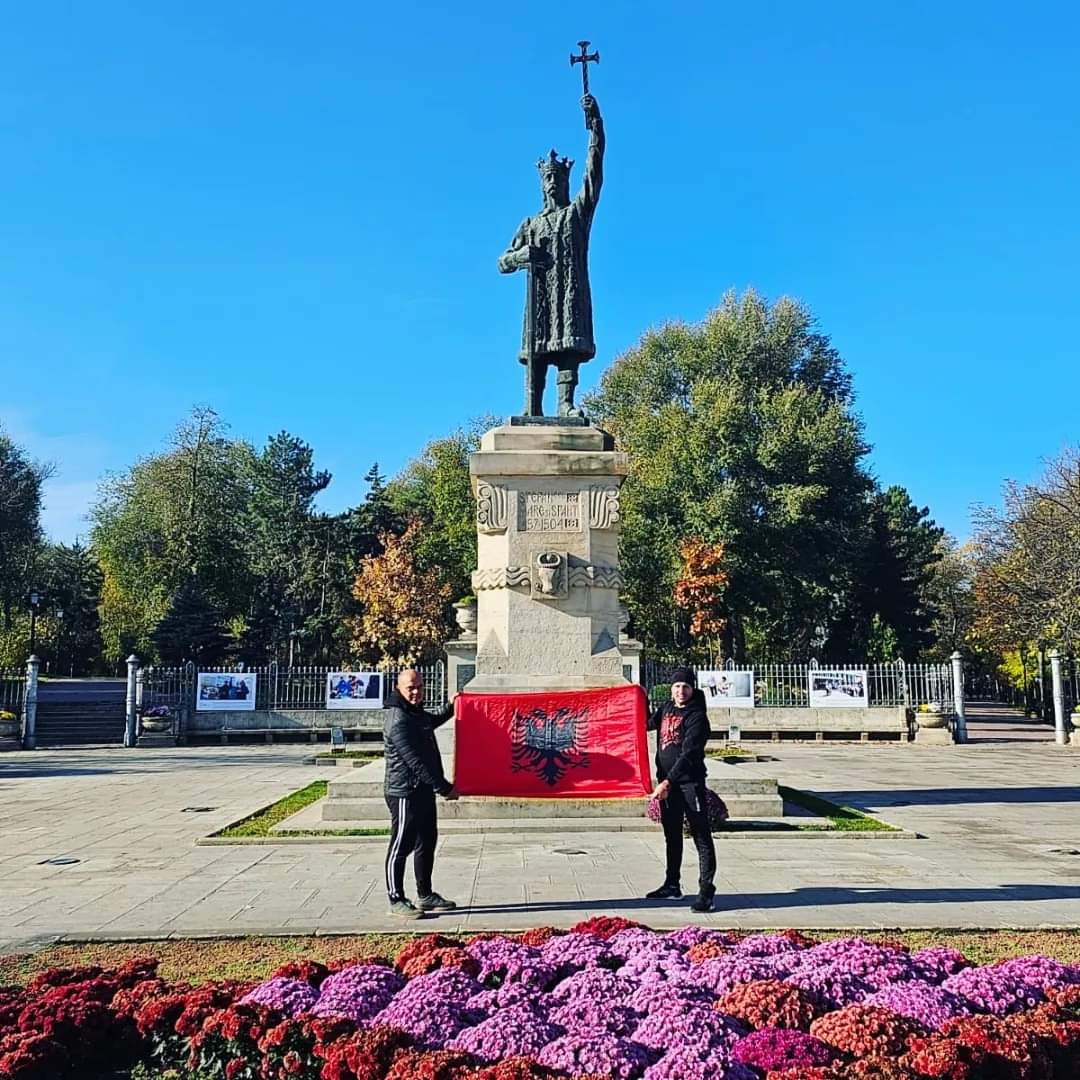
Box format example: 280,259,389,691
698,669,755,708
808,669,868,708
196,672,257,711
326,671,383,710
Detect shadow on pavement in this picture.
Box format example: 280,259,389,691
822,786,1080,808
459,882,1080,916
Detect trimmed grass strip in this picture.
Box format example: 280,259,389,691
779,785,899,832
5,929,1080,987
214,781,329,838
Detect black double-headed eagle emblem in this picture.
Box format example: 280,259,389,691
510,705,590,786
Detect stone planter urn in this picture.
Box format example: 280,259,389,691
453,601,478,636
140,711,172,734
0,711,20,740
917,707,947,730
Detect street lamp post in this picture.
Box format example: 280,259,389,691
55,608,64,677
27,591,41,657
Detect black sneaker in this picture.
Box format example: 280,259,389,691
690,890,715,914
645,883,682,900
417,892,457,912
388,898,425,919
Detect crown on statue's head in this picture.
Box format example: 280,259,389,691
537,149,574,178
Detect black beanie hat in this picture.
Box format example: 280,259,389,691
670,666,696,688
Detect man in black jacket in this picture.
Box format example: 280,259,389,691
645,666,717,913
383,668,459,918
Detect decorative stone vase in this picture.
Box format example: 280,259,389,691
453,601,478,636
0,713,19,740
918,708,947,730
140,715,172,734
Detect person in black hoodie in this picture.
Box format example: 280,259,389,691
645,666,717,912
383,668,460,918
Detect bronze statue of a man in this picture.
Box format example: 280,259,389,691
499,94,605,417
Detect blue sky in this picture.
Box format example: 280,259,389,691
2,2,1078,544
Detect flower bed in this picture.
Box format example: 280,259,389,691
3,923,1080,1079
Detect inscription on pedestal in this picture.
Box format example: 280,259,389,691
517,491,582,532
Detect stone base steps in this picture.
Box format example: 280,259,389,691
318,757,784,823
272,798,829,836
322,792,784,822
326,773,778,799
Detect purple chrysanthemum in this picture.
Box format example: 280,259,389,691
541,932,618,975
309,964,406,1022
626,980,715,1015
994,955,1080,990
665,928,736,952
633,1000,746,1053
942,965,1044,1015
538,1032,655,1080
910,946,972,984
783,966,873,1009
689,955,775,995
550,999,638,1037
734,934,803,958
644,1046,756,1080
239,976,319,1017
549,966,633,1006
449,1004,563,1061
864,980,969,1030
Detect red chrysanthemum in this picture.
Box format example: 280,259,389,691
718,979,824,1030
399,947,481,980
687,940,729,964
568,916,646,940
810,1005,924,1059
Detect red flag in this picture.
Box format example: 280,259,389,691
454,684,652,798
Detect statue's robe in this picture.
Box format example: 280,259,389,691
501,128,604,365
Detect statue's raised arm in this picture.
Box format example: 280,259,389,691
577,94,604,218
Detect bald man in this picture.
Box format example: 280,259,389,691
382,668,459,918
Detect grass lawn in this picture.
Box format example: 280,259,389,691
779,785,900,832
211,778,389,841
4,928,1080,987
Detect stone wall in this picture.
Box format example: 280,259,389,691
706,705,912,741
185,708,390,741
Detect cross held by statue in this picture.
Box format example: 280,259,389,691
570,39,599,95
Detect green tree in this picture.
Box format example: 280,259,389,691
386,418,495,604
150,577,228,664
36,542,104,675
91,407,253,662
585,290,872,658
924,538,975,660
239,431,331,660
830,486,944,659
0,425,53,636
972,446,1080,655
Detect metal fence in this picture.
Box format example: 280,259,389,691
147,661,448,711
0,668,25,714
641,658,955,712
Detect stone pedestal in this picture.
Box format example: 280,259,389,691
467,419,630,693
445,638,478,697
915,725,955,745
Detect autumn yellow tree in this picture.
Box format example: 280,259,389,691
673,538,730,654
350,519,453,665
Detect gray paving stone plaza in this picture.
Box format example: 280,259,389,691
2,706,1078,954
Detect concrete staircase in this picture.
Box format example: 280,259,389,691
34,702,126,746
274,756,784,835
